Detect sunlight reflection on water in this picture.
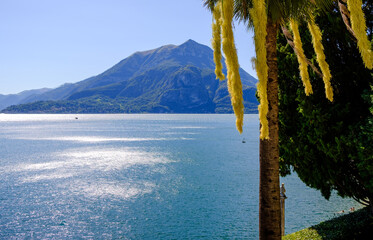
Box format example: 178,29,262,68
10,148,173,191
10,136,195,142
0,114,362,239
70,180,156,200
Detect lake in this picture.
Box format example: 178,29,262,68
0,114,360,239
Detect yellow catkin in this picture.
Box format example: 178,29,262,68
250,0,269,139
212,2,225,80
307,21,333,102
221,0,245,133
290,19,313,96
347,0,373,69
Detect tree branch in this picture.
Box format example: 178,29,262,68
338,0,357,40
281,25,324,78
352,195,370,206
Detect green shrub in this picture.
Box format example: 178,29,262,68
283,207,373,240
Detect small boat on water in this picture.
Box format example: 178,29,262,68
242,138,246,143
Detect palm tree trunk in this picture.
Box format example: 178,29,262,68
259,18,281,240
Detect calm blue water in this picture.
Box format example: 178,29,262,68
0,114,360,239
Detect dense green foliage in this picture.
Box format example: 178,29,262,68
2,96,128,114
2,91,257,113
283,207,373,240
278,1,373,207
1,83,258,114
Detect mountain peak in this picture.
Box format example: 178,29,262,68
183,39,198,45
179,39,208,49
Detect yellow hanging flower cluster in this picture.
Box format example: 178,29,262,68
206,0,373,140
250,0,269,139
307,21,333,102
290,19,313,96
212,1,225,80
347,0,373,69
220,0,245,133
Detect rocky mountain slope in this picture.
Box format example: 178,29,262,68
2,40,258,113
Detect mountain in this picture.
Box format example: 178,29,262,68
0,88,51,111
2,39,258,113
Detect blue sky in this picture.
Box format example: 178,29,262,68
0,0,256,95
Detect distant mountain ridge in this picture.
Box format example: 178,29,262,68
2,40,258,113
0,88,51,111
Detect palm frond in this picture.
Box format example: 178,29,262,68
203,0,219,11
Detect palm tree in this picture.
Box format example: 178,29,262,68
203,0,372,239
